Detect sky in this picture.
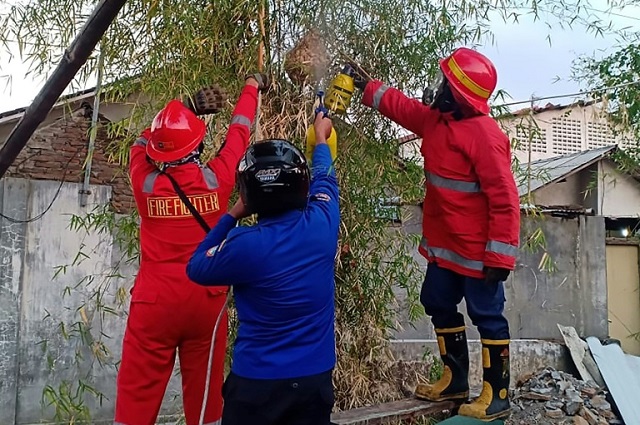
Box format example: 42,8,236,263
1,2,639,114
479,3,640,109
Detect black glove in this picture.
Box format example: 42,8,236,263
183,84,228,116
483,267,510,285
246,72,270,92
347,61,371,91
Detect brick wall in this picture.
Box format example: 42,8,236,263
5,103,135,214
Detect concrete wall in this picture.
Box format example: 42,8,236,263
532,171,584,207
0,178,611,423
504,103,634,163
392,206,608,342
600,160,640,217
0,177,181,425
528,158,640,217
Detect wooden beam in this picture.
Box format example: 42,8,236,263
330,398,456,425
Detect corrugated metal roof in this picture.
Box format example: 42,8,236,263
586,337,640,424
517,145,617,197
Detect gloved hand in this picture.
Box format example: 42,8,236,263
245,72,271,92
183,84,228,116
348,61,372,90
483,267,510,285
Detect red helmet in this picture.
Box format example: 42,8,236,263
146,100,206,162
439,47,497,115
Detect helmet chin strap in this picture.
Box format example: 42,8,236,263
161,149,202,170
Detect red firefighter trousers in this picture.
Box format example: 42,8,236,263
115,282,227,425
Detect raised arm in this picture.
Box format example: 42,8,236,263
361,80,434,137
308,114,339,225
128,129,159,193
208,74,269,188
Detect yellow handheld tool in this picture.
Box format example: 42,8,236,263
324,64,356,115
305,65,356,163
305,91,338,161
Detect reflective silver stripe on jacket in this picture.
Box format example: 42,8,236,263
201,167,219,190
372,85,389,110
230,114,252,130
425,171,480,193
133,137,147,147
486,240,518,257
142,170,161,193
420,237,484,271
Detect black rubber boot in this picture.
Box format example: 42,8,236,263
415,326,469,402
459,339,511,421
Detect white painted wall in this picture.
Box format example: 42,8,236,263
600,160,640,218
501,103,635,164
529,171,584,207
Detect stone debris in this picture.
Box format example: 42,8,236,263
506,367,619,425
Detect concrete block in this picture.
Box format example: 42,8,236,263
389,339,573,389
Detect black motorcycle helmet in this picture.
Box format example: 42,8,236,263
237,139,310,217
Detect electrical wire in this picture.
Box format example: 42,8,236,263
500,5,640,21
494,79,640,108
583,6,640,21
0,147,82,223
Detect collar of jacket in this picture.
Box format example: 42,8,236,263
258,209,304,224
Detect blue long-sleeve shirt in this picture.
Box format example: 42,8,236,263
187,143,340,379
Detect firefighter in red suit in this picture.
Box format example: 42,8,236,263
353,48,520,420
114,74,268,425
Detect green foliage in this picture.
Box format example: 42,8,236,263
42,380,103,424
576,42,640,140
2,0,632,421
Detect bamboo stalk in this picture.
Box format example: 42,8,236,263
254,0,266,141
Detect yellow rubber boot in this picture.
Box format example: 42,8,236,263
458,339,511,421
415,326,469,402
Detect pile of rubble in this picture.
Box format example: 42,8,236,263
506,368,621,425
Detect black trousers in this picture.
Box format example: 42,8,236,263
221,369,334,425
420,262,510,340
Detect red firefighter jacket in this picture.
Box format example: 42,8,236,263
129,85,258,299
362,80,520,279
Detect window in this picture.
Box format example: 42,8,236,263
586,122,616,149
515,126,547,153
551,117,582,155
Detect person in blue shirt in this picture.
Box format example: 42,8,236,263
187,112,339,425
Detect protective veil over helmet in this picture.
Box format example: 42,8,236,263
439,47,497,115
237,140,310,216
147,100,207,162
